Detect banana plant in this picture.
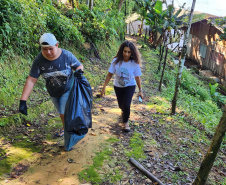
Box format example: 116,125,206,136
145,1,186,48
134,0,153,36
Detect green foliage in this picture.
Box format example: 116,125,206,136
125,132,146,160
191,13,208,23
0,0,84,58
0,56,30,106
0,114,22,127
209,83,226,107
79,166,102,184
219,177,226,185
209,83,218,95
1,0,42,56
56,2,125,44
135,0,186,48
209,17,226,41
139,44,223,133
0,147,33,176
79,144,113,184
181,70,211,101
154,0,162,14
44,3,84,43
1,0,125,59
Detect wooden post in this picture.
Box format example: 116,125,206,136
145,28,147,42
193,105,226,184
158,47,168,91
157,36,166,72
171,0,196,114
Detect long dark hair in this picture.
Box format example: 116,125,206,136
114,40,141,66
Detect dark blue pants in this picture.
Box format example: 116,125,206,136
114,85,136,123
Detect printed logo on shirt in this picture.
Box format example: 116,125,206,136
116,67,130,86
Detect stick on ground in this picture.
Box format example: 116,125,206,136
129,157,164,185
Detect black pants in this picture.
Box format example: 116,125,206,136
114,85,136,123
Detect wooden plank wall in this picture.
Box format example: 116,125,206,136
188,20,226,82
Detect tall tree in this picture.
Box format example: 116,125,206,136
134,0,150,36
193,105,226,184
171,0,196,114
140,0,185,49
154,2,185,48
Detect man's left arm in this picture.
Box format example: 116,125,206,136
75,64,84,71
70,53,84,71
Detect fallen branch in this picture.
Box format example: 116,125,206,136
129,157,164,185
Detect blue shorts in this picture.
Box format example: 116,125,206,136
50,90,70,114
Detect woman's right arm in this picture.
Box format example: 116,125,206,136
100,72,113,97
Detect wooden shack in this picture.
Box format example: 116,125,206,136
186,18,226,85
125,13,150,35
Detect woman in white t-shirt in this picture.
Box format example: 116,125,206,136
101,40,143,132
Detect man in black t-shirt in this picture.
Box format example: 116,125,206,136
19,33,83,137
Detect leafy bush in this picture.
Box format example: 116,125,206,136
181,70,211,101
0,0,84,58
1,0,125,59
43,3,84,43
209,83,226,107
58,3,125,44
1,0,43,56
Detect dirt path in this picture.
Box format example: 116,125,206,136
2,37,142,185
2,94,121,185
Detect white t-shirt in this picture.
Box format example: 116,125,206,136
108,58,142,87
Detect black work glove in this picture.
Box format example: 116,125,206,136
19,100,27,115
74,69,84,78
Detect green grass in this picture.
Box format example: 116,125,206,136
0,146,33,176
125,132,146,160
79,137,119,184
138,43,223,135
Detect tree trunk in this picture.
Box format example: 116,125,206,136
157,36,166,72
144,28,147,42
139,18,144,36
90,0,93,11
155,28,167,48
158,47,168,91
86,0,93,10
171,0,196,114
130,22,135,34
69,0,74,8
118,0,124,10
171,45,186,114
193,105,226,184
157,45,164,72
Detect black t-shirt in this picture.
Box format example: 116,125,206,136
29,49,81,97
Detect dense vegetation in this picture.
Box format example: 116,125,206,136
0,0,125,58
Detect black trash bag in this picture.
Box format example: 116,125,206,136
64,69,92,135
